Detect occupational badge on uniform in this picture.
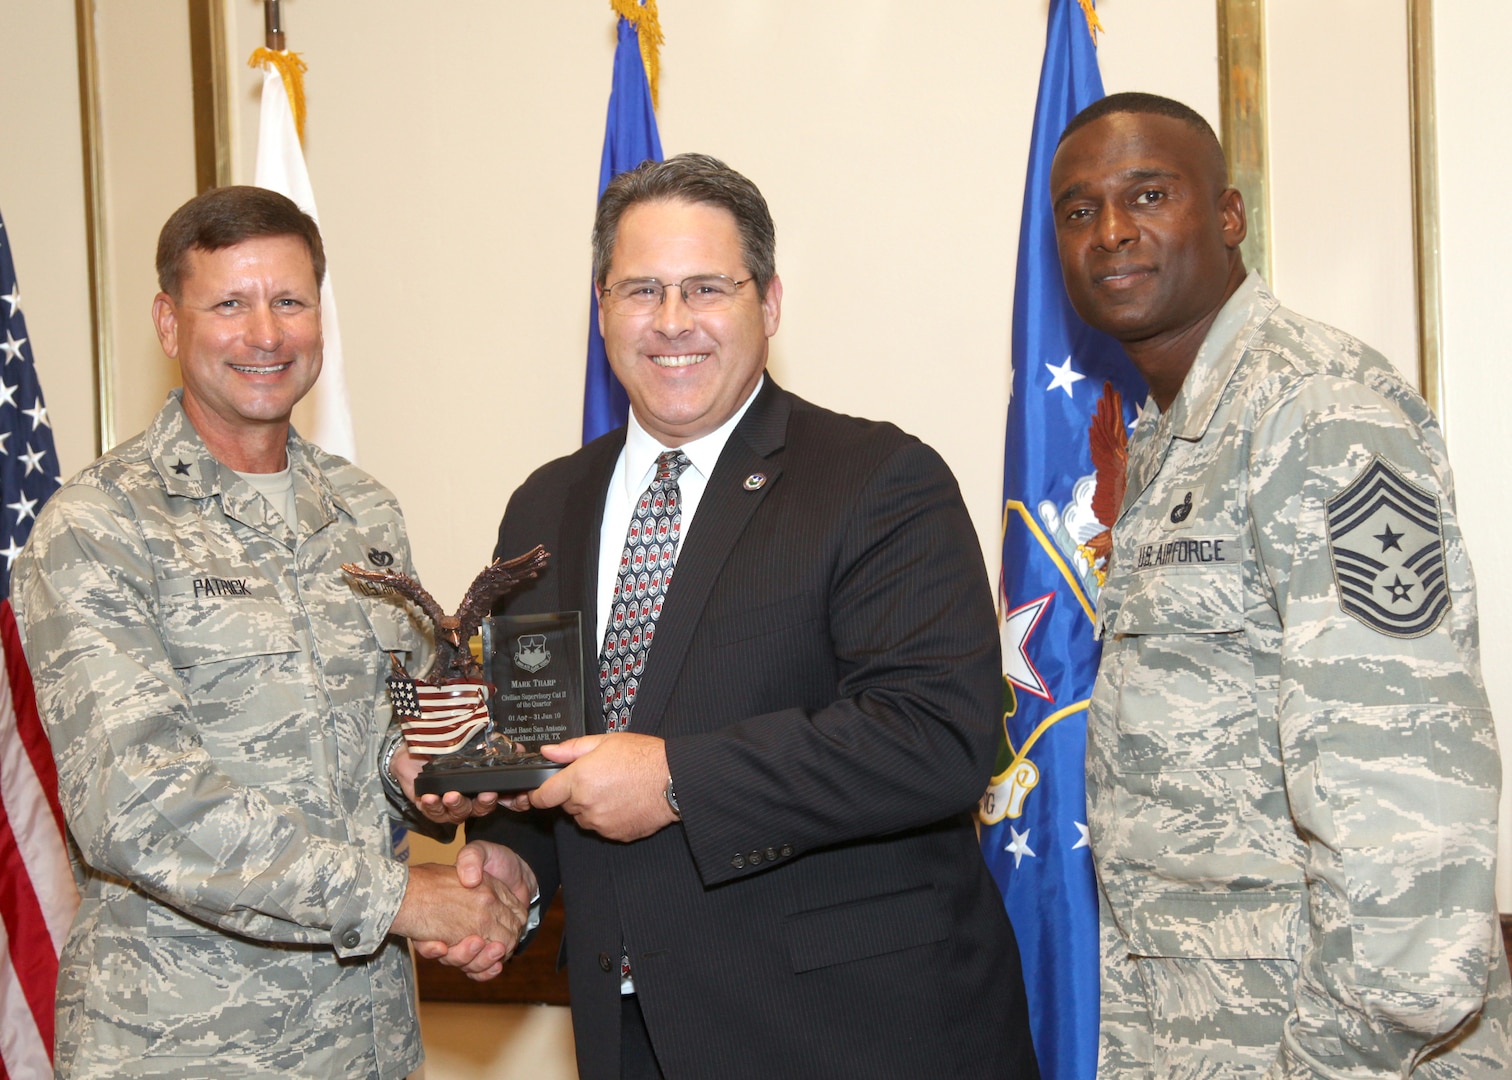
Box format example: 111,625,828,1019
1160,485,1204,530
1324,455,1449,638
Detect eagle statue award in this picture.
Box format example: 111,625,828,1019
342,545,585,796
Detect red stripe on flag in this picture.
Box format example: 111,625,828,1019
0,809,57,1068
0,602,62,1070
1,605,63,835
399,682,490,755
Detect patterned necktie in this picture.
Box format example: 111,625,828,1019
599,449,691,732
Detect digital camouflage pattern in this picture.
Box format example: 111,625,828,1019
13,391,428,1078
1089,275,1512,1078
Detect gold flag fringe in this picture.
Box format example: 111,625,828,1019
1076,0,1106,44
248,47,309,146
610,0,663,110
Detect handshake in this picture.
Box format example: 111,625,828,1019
391,838,536,983
384,720,681,981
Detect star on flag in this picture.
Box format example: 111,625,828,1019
1,330,26,365
1001,592,1053,700
1044,354,1086,397
1005,826,1036,868
18,445,46,476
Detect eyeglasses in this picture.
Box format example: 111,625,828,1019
600,275,754,314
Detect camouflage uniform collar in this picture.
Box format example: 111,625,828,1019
1164,271,1278,444
146,389,348,534
285,437,350,534
147,390,221,497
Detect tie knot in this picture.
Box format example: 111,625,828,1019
655,450,692,483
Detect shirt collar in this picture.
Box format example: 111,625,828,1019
620,374,766,496
148,388,348,525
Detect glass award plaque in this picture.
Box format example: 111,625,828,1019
411,611,585,797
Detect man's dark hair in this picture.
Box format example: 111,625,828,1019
156,185,326,299
592,153,777,298
1059,92,1228,182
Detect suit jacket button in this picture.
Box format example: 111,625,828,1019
598,952,613,972
731,854,746,869
765,847,778,862
749,850,762,865
780,844,793,858
341,930,361,949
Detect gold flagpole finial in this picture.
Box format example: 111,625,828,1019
610,0,664,110
249,47,309,146
1076,0,1106,44
251,1,306,146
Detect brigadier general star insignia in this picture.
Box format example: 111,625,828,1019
1325,454,1450,639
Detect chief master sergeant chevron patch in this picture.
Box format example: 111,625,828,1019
1325,454,1450,638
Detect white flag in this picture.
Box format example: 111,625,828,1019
253,64,357,462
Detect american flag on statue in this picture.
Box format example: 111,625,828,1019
0,206,78,1077
386,672,492,756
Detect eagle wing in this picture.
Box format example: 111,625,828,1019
454,545,551,641
340,563,447,629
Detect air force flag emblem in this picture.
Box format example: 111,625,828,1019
1325,455,1449,638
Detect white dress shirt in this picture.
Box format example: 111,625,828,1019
594,376,764,648
594,375,764,996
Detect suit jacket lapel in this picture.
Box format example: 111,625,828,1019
631,379,791,735
560,434,622,736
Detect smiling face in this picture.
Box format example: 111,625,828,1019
597,199,781,447
152,234,323,471
1049,111,1246,399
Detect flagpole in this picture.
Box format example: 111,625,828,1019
249,0,357,461
264,1,285,52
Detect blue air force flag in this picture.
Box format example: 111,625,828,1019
976,2,1145,1077
582,5,664,444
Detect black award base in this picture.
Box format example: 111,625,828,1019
413,751,564,797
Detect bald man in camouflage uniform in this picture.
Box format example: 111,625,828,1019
14,187,533,1078
1051,93,1512,1077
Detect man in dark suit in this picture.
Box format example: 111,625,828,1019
408,154,1037,1079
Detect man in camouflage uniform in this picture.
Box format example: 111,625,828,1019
1051,92,1512,1077
13,187,533,1078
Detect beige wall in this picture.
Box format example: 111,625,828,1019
0,2,95,476
92,1,198,441
1267,0,1418,383
5,1,1510,1074
1435,2,1512,904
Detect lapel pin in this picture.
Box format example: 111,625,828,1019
743,473,767,491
